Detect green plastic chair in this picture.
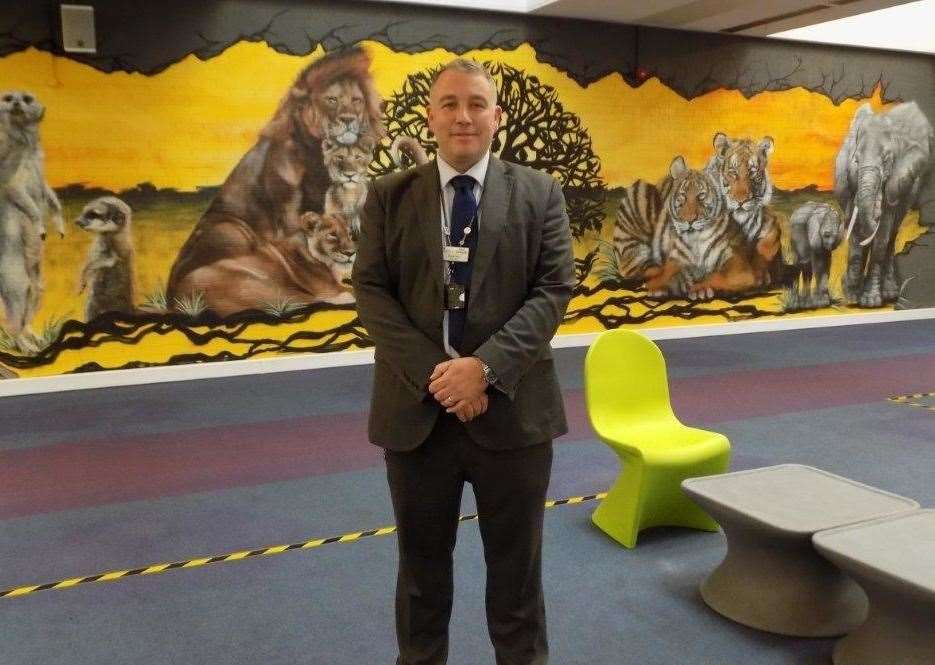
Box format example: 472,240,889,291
584,328,731,547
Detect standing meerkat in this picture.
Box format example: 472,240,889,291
0,90,64,239
75,196,136,321
0,91,64,351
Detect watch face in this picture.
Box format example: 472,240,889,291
483,365,497,384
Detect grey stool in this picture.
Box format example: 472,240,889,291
682,465,918,636
813,509,935,665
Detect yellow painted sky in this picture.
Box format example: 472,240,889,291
1,42,891,192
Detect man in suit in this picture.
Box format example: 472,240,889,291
352,57,574,665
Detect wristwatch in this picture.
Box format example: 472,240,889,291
480,361,498,386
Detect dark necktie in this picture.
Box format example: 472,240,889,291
447,174,478,353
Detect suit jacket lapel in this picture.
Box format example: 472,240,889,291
470,155,512,295
414,162,444,286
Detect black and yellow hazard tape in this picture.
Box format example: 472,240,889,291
0,492,606,600
888,391,935,411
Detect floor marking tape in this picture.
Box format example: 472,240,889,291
0,492,606,600
888,391,935,410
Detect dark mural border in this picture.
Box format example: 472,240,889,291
3,1,932,101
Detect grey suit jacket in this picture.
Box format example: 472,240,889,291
352,155,575,451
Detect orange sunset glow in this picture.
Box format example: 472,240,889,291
0,41,892,193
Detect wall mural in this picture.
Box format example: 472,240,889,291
0,10,932,379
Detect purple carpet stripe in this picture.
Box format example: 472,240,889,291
1,353,932,519
0,414,379,519
563,351,935,440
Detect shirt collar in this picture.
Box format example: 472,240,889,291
437,152,490,190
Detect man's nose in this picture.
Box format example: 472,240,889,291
455,106,471,123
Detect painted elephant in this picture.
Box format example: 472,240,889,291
788,201,844,310
833,101,934,307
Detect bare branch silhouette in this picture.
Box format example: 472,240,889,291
372,61,608,239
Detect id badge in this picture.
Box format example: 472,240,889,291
445,284,466,310
443,245,470,263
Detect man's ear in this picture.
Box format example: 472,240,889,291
426,104,436,137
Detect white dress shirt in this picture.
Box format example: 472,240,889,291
437,152,490,359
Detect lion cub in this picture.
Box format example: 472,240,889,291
322,137,372,238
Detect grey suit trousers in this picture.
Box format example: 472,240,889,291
385,412,553,665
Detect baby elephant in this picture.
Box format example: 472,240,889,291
788,202,844,309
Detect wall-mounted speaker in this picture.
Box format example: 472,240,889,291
60,4,96,54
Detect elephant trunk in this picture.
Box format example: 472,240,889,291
854,166,884,246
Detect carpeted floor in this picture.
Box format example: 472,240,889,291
1,319,933,664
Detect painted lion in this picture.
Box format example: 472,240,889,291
176,212,356,318
166,46,383,314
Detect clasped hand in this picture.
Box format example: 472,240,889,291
428,357,488,423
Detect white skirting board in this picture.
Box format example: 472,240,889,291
1,306,934,398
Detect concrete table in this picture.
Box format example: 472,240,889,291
813,509,935,665
681,465,918,636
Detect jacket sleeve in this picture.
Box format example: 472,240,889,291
352,181,449,400
473,177,574,399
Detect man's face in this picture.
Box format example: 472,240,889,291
427,69,501,172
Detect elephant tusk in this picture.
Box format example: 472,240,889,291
859,219,880,246
843,206,858,242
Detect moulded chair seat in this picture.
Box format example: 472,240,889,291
585,328,731,548
598,420,728,461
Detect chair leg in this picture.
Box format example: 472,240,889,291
639,461,723,533
592,448,730,547
592,455,645,548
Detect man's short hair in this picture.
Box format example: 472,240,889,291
430,58,498,103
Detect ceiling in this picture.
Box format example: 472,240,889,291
366,0,934,53
528,0,914,36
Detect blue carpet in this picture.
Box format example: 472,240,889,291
1,318,933,664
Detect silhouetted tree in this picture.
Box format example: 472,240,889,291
372,62,606,239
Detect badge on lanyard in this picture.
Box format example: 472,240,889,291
443,245,470,263
445,284,466,310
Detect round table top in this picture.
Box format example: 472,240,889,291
681,464,918,535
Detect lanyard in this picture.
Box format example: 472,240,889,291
439,184,482,284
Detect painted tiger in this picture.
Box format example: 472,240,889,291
612,156,759,299
705,133,781,284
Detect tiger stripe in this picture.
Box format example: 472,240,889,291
706,134,775,246
0,492,608,600
652,167,737,293
613,179,661,277
612,158,746,298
